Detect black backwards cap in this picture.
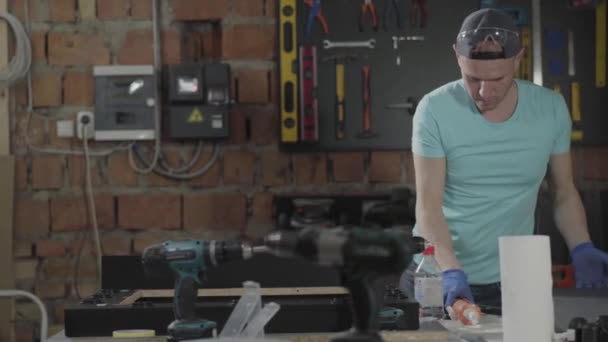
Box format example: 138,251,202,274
455,8,522,60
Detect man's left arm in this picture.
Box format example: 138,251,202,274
549,151,608,288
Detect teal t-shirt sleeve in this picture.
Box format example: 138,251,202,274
551,92,572,155
411,96,446,157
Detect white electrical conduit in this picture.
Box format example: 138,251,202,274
128,0,161,174
0,290,48,342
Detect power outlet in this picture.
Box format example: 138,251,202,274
77,111,95,140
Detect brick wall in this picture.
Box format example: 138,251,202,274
7,0,608,341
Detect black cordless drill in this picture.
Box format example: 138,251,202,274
263,226,423,342
142,240,257,341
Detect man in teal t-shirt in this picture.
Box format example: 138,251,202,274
400,8,608,310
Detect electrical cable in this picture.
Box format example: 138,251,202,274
0,290,48,342
127,0,161,174
0,10,31,87
82,121,103,286
133,142,221,180
159,140,204,174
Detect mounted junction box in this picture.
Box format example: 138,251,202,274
93,65,156,141
165,63,231,139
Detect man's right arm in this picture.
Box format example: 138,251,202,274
412,153,461,271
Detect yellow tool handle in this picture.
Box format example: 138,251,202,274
570,82,583,141
596,0,606,87
336,63,345,139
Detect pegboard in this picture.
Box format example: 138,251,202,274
541,0,608,145
277,0,608,153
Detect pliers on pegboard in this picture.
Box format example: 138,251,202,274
304,0,329,36
383,0,402,31
360,0,378,31
410,0,427,28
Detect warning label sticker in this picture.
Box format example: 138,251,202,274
188,108,204,123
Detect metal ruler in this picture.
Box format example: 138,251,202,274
596,0,606,87
279,0,299,143
336,63,345,140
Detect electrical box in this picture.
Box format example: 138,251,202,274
93,65,156,141
166,63,231,139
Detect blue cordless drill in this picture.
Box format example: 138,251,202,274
142,240,257,341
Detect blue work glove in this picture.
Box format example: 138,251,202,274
442,269,474,307
571,242,608,288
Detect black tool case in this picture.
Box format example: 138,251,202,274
64,254,420,337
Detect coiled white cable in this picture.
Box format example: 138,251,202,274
0,10,32,87
0,290,48,341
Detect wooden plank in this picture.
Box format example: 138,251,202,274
0,157,15,342
0,0,15,341
0,0,9,155
119,287,350,305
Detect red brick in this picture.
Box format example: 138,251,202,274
332,153,365,182
293,154,327,185
117,29,183,65
48,32,111,66
14,259,38,280
35,280,66,299
102,234,132,255
404,151,415,183
250,192,274,225
234,0,264,17
94,0,151,19
72,280,98,298
32,155,64,189
251,109,278,145
133,232,181,254
187,150,221,188
15,157,29,190
200,30,222,59
171,0,229,20
31,31,47,64
581,146,608,180
369,152,402,183
266,0,277,17
228,111,248,145
14,198,49,238
73,257,98,278
14,241,34,257
36,239,67,257
131,0,153,18
223,150,256,185
50,194,115,232
183,193,246,230
261,150,290,186
96,0,129,18
69,238,96,257
222,25,275,60
40,258,70,279
107,152,138,187
49,0,76,22
13,112,47,150
9,0,48,22
118,194,181,229
237,69,270,104
63,70,94,106
67,155,104,188
32,71,62,107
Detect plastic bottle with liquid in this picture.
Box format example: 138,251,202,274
414,246,444,320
